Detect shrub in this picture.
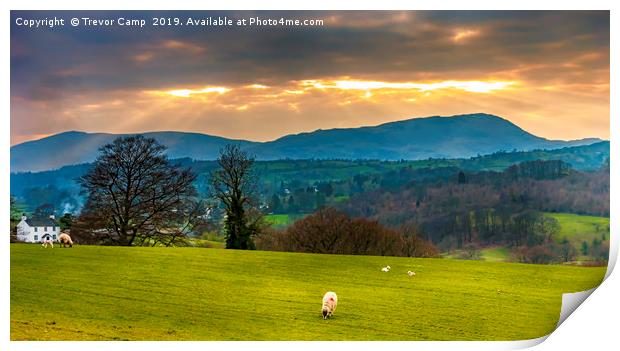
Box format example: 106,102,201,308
511,243,563,264
256,207,439,258
254,227,291,252
457,244,482,260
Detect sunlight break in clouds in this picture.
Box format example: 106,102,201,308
299,79,516,94
148,78,516,105
153,86,231,98
246,84,269,89
452,29,480,43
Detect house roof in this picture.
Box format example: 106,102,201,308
25,216,58,227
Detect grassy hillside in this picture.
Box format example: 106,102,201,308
546,213,610,244
11,244,605,341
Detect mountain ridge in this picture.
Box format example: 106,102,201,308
11,113,603,172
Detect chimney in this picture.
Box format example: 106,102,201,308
49,214,55,220
21,213,27,221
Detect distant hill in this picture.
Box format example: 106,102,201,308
457,140,610,172
11,131,259,173
11,113,602,172
250,113,601,160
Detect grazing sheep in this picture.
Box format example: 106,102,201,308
381,265,391,272
58,233,73,248
41,239,53,248
322,291,338,319
407,271,416,277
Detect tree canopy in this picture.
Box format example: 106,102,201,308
77,135,199,246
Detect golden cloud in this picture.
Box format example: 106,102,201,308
298,78,516,94
452,29,480,43
144,86,231,98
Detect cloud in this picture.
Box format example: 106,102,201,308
10,10,609,145
298,79,515,93
146,86,231,98
452,29,480,43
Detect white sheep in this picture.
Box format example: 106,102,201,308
58,233,73,248
322,291,338,319
381,265,391,272
41,239,53,248
407,271,416,277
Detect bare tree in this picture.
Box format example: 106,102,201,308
286,207,350,253
211,144,264,249
78,135,198,246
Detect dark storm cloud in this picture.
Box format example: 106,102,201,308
11,10,608,96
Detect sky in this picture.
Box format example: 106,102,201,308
10,10,610,145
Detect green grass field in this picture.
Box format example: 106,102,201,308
480,247,510,262
188,239,225,249
545,213,610,244
442,247,510,262
264,214,307,228
10,244,605,341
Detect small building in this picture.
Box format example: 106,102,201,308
16,214,60,243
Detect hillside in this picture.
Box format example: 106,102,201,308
10,244,605,341
253,113,600,160
458,141,609,172
9,142,609,214
10,113,602,172
10,131,258,173
546,213,610,245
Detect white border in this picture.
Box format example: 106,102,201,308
3,1,616,351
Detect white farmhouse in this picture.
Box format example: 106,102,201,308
16,214,60,243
